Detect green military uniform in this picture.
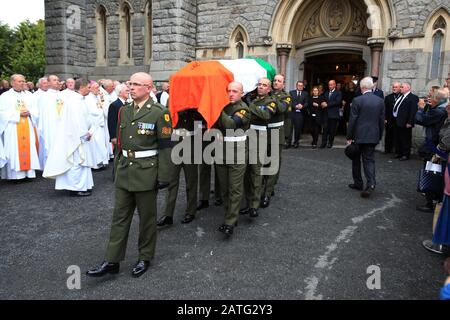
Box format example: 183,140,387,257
262,90,291,198
244,95,275,210
284,93,293,145
199,118,222,204
164,110,201,220
106,98,173,263
214,100,251,227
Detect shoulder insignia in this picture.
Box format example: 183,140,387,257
240,110,247,115
286,97,291,102
270,102,276,107
164,114,170,122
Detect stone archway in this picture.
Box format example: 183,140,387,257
269,0,393,88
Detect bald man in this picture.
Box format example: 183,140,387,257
87,72,173,278
320,80,342,148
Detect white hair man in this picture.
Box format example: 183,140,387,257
0,74,41,179
108,83,130,148
85,81,110,169
346,76,385,198
36,74,66,169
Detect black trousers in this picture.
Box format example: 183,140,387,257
322,118,339,146
291,112,305,144
352,144,377,187
394,125,412,157
384,122,395,153
311,121,321,145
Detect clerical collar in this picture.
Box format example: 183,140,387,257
13,89,22,93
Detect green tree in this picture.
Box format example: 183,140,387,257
8,20,46,84
0,22,14,78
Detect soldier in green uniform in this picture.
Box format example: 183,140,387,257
157,109,202,227
261,74,291,208
87,72,173,278
214,82,251,236
240,77,276,218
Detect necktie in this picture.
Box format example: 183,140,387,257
393,94,405,114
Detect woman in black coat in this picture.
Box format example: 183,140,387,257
309,87,326,148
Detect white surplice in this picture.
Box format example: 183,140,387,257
36,88,65,169
85,93,110,167
0,89,40,180
43,91,95,191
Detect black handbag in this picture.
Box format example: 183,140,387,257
417,169,444,194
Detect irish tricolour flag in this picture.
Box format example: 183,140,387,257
169,58,276,128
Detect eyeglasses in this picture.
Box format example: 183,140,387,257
127,82,150,87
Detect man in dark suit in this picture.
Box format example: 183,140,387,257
384,82,401,153
371,76,384,99
347,77,385,198
108,84,130,150
288,81,309,148
320,80,342,148
392,82,419,161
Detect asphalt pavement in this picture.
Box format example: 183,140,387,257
0,144,447,300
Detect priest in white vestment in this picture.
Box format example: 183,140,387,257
0,74,40,180
36,75,64,169
43,79,95,196
85,82,110,168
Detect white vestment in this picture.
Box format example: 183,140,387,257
43,92,95,191
36,88,65,169
85,93,110,167
0,89,40,179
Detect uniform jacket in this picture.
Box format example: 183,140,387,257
115,98,173,192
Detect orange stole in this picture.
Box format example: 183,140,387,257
16,117,31,171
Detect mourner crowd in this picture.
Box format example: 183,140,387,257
0,72,449,298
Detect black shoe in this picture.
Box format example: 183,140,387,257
181,214,195,224
312,144,317,149
157,216,173,227
319,144,326,149
284,143,291,149
86,261,120,277
393,154,402,159
214,199,223,206
416,205,433,213
348,183,363,191
293,143,299,149
70,191,92,197
131,260,150,278
327,144,332,148
196,200,209,211
239,207,250,215
399,156,409,161
249,208,259,218
260,196,270,208
271,191,275,197
218,224,234,236
361,186,375,198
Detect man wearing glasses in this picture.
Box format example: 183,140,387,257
87,72,173,278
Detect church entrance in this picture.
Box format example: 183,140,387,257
304,52,366,90
303,52,366,136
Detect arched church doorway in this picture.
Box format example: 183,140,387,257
304,52,366,89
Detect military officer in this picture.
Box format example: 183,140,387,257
214,81,251,236
240,77,276,218
87,72,173,278
261,74,290,208
157,109,202,227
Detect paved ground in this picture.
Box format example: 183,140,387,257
0,142,448,300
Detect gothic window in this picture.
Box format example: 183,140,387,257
95,5,107,65
430,17,446,80
119,2,133,64
230,27,248,59
144,1,152,63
